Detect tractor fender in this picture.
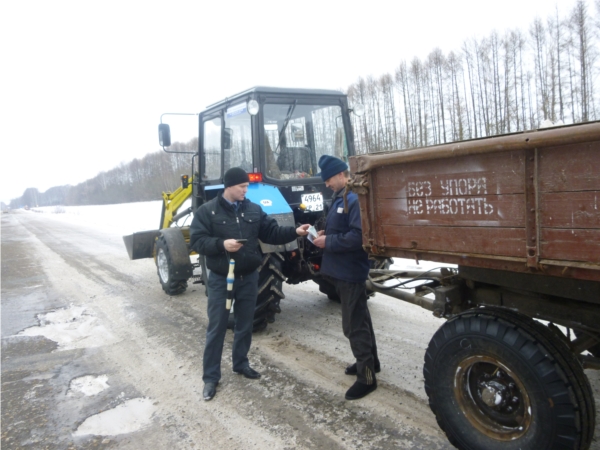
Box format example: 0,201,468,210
245,183,298,253
158,227,193,280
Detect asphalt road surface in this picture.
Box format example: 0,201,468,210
3,210,600,449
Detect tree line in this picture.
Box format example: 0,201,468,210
348,0,599,153
10,141,195,209
10,0,599,208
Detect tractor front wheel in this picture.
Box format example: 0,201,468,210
155,233,188,295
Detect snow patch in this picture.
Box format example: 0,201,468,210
390,257,455,272
68,375,110,397
17,304,120,351
73,398,157,437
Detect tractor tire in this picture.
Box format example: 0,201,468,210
227,252,286,332
155,233,188,296
314,277,340,302
423,307,594,450
254,253,286,331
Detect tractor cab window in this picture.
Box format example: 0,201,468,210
263,104,347,180
203,117,222,180
224,102,253,173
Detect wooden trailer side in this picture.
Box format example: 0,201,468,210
349,121,600,283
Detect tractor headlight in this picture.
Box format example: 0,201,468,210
351,103,365,117
247,100,259,116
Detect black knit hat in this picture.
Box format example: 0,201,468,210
223,167,250,187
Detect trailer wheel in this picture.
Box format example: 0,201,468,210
155,234,188,296
254,253,286,331
424,307,594,450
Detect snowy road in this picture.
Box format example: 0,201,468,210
2,207,600,449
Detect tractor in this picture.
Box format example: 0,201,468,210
123,86,366,331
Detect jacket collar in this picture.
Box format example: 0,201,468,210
331,188,344,202
218,193,249,211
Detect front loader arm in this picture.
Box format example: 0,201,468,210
160,176,194,229
123,176,195,261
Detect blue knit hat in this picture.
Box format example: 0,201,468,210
317,155,348,182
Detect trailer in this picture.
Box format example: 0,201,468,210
349,121,600,450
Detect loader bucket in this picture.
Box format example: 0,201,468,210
123,230,160,260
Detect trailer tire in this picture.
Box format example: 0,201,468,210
155,234,188,296
424,307,594,450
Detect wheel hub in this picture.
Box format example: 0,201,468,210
454,356,531,441
157,248,169,283
480,383,503,407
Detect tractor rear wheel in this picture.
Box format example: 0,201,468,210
227,252,286,332
155,234,188,295
314,277,340,302
254,252,286,331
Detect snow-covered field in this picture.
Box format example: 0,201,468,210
33,200,172,236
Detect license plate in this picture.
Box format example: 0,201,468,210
301,193,323,211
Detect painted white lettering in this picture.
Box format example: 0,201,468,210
408,199,423,214
484,201,494,214
408,177,494,217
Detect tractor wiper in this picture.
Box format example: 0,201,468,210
274,101,297,154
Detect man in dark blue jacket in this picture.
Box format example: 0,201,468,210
312,155,380,400
190,167,310,401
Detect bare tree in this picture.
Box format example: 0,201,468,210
531,17,551,123
570,0,593,121
549,7,566,122
395,62,413,149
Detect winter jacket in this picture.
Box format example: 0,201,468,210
320,189,370,283
189,193,298,276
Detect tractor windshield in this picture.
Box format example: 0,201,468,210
263,103,347,180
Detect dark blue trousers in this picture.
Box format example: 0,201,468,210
203,269,259,384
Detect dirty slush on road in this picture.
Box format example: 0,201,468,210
2,212,453,449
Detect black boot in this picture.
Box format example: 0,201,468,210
345,361,381,376
345,380,377,400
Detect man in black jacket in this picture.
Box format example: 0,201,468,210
190,167,310,401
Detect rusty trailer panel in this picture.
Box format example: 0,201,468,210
349,121,600,282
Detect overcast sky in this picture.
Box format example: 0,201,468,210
0,0,576,204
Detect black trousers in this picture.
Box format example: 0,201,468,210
324,275,379,385
203,270,259,383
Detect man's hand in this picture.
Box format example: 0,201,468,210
296,224,310,236
224,239,244,252
312,234,326,248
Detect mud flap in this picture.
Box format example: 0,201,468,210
123,230,160,260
